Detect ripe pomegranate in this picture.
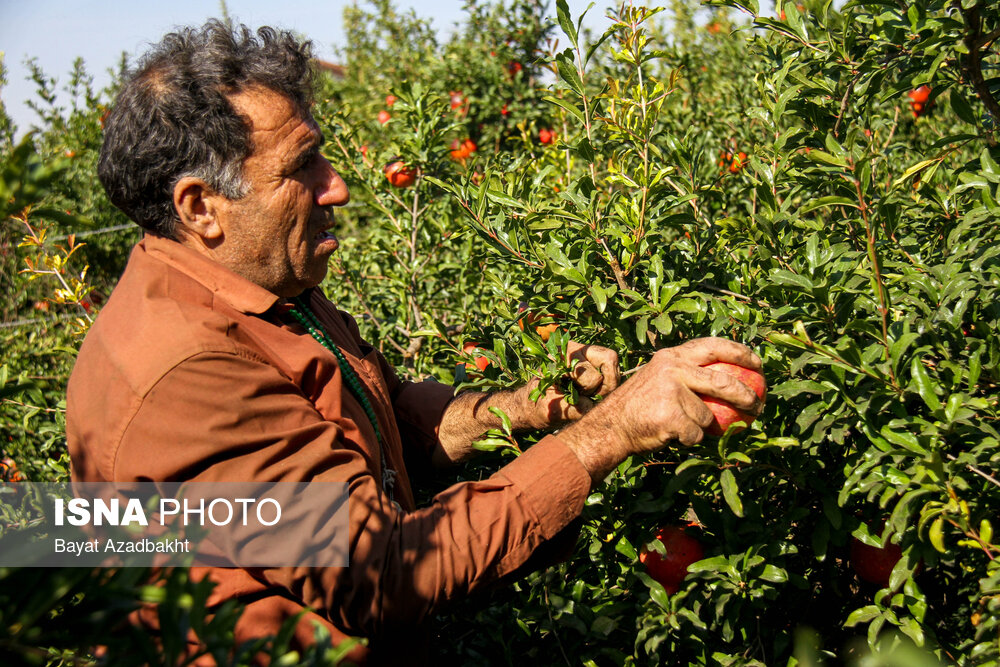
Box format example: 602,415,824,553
449,90,467,115
384,161,417,188
698,361,766,436
639,524,705,594
450,138,477,161
516,306,560,342
462,342,491,372
729,151,747,173
0,457,25,482
378,110,391,125
908,86,932,118
849,537,903,588
538,127,556,145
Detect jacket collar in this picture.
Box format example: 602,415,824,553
140,233,283,315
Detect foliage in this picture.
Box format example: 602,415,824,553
317,0,1000,664
0,566,362,665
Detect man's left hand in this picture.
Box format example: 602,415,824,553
522,341,621,430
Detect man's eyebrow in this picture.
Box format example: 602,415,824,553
306,128,324,152
305,130,325,158
290,131,324,170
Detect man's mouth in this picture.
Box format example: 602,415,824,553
314,229,339,250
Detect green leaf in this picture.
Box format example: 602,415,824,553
909,357,941,411
879,426,928,456
951,89,978,126
892,157,942,188
471,436,513,452
651,312,673,335
615,536,637,559
799,196,859,213
687,555,736,576
485,189,524,209
636,316,649,345
488,406,513,436
770,270,814,292
898,616,925,647
667,298,704,314
555,0,578,46
591,615,616,637
635,571,672,610
929,516,946,553
543,95,586,125
968,348,982,392
760,564,787,583
521,331,547,356
676,457,713,474
720,469,744,517
555,50,584,96
806,150,848,168
844,605,880,627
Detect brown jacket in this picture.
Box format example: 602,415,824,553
66,234,590,663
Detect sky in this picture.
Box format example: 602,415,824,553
0,0,614,135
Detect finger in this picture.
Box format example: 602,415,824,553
679,387,715,428
674,337,762,370
572,363,605,396
671,363,762,414
589,347,621,395
563,395,595,421
538,386,595,424
568,342,621,396
675,414,705,447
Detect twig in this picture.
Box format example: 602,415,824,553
833,71,863,139
1,398,64,414
851,163,897,388
598,237,628,291
947,453,1000,490
961,2,1000,120
698,282,771,309
543,583,572,667
332,259,408,357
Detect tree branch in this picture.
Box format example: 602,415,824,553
961,2,1000,120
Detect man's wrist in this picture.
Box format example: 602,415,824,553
555,418,628,485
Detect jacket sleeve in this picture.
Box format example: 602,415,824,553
114,350,591,638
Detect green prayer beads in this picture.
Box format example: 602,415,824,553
289,296,399,507
288,296,383,446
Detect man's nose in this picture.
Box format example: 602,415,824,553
315,158,350,207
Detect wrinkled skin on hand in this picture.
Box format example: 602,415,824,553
520,340,621,430
559,338,765,483
434,340,620,465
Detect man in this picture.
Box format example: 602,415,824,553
67,21,763,664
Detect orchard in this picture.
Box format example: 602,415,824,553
1,0,1000,665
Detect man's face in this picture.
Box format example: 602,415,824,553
215,87,349,297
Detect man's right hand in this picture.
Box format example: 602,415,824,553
557,338,764,483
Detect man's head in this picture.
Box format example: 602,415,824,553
99,21,313,239
99,21,349,297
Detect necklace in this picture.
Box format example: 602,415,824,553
288,295,397,501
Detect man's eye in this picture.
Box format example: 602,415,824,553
293,153,316,174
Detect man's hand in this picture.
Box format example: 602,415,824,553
520,340,621,430
433,341,620,466
557,338,764,483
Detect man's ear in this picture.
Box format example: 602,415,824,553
173,177,224,241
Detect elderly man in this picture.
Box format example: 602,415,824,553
67,21,763,664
